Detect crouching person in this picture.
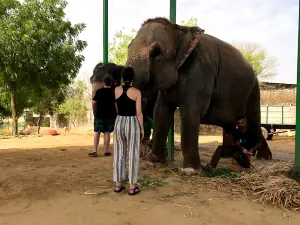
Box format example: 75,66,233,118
207,116,261,170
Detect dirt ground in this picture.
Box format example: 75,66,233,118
0,126,299,225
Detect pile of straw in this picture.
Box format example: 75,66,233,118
140,144,152,159
140,142,181,160
235,162,300,211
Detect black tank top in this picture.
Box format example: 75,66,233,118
116,84,136,116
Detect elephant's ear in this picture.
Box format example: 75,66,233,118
175,26,205,70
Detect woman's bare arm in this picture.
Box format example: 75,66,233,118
114,87,119,114
135,89,144,135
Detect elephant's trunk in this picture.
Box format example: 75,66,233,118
124,62,150,90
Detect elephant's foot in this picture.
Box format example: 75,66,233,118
147,161,168,169
179,167,203,176
257,136,273,160
147,152,168,168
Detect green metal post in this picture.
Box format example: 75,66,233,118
103,0,108,64
281,104,284,125
266,105,269,124
168,0,176,162
295,2,300,166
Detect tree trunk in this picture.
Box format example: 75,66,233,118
50,114,57,128
37,114,43,126
37,114,43,134
10,91,18,136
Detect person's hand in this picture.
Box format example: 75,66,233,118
248,148,254,153
244,148,254,156
247,148,254,156
140,130,144,140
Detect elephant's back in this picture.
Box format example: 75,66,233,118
198,34,258,123
200,34,251,69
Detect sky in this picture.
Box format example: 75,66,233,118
65,0,299,84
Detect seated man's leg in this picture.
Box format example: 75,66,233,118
232,147,251,168
209,146,234,169
256,137,272,160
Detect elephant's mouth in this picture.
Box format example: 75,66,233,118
141,79,156,98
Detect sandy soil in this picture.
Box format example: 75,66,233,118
0,126,299,225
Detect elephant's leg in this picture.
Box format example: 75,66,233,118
246,82,272,160
150,94,176,165
222,125,236,147
180,105,202,174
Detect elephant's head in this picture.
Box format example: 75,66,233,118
90,63,124,94
125,17,204,90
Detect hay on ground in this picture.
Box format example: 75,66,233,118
234,162,300,211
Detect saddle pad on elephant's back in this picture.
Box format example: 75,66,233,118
176,31,204,69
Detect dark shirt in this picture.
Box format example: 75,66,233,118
93,88,117,119
116,85,136,116
233,128,260,150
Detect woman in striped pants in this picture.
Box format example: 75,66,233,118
113,67,144,196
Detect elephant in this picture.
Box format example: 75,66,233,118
90,63,124,94
125,17,272,174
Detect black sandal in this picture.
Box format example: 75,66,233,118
88,152,98,157
128,186,140,196
104,152,111,156
114,185,126,193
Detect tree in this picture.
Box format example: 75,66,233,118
58,80,87,128
180,17,198,27
108,28,137,65
232,42,277,80
30,86,66,127
0,103,10,127
0,0,87,135
81,72,93,100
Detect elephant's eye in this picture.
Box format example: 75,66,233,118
149,43,163,61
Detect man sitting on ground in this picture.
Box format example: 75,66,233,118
207,116,261,170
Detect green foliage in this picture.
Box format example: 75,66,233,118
240,49,265,76
58,80,87,127
0,103,10,118
108,28,137,65
0,86,32,116
180,17,198,27
233,42,277,79
30,86,66,116
202,168,237,179
0,0,87,134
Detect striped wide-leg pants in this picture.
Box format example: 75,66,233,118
113,115,141,184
